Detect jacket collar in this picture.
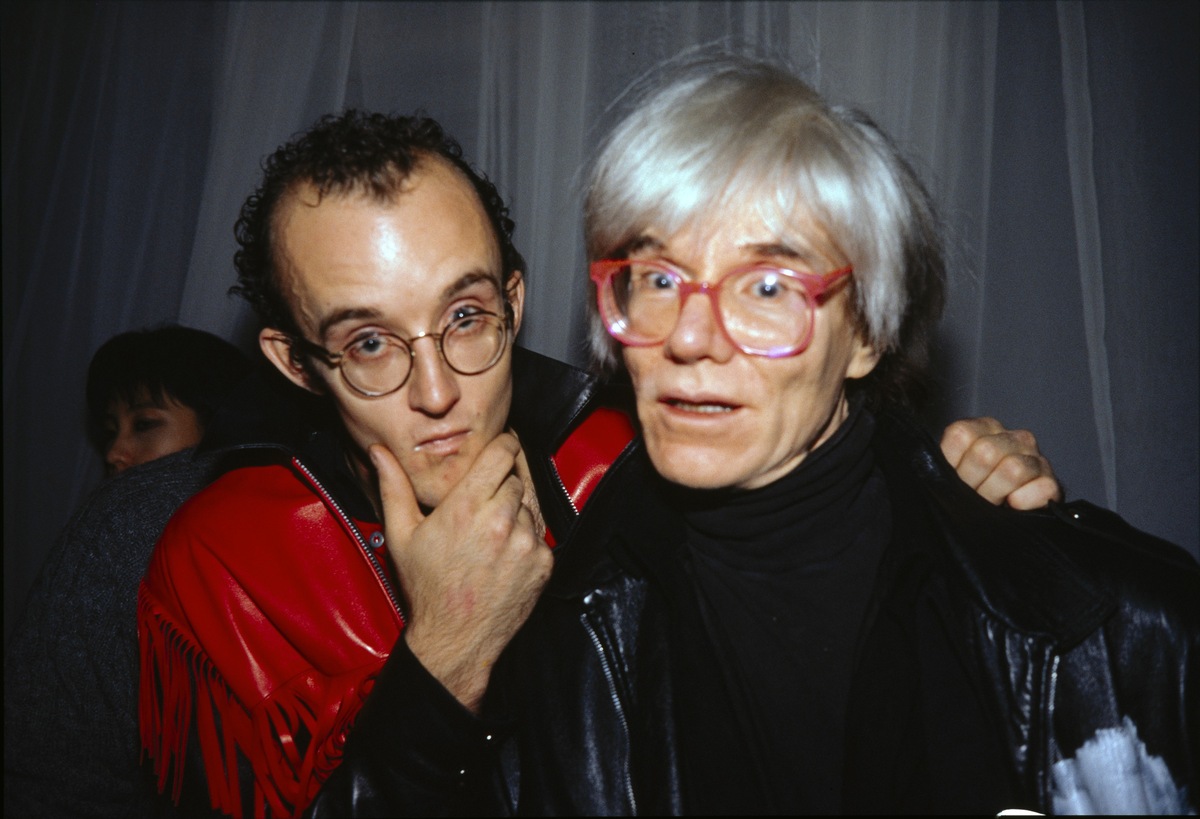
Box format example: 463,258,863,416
510,346,621,542
204,348,600,450
545,440,682,599
197,346,609,528
508,346,601,452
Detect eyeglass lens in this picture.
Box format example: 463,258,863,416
609,263,816,352
341,313,506,396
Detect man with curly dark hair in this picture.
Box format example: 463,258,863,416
135,110,638,819
229,112,526,374
135,109,1061,818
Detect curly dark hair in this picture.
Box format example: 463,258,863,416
230,111,526,366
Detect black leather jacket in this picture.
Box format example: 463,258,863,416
308,411,1199,816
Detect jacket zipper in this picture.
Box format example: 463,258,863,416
292,456,406,624
551,459,579,515
581,602,637,814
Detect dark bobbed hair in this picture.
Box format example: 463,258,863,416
85,324,252,453
230,110,526,375
584,52,946,411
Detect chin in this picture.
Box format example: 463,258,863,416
647,441,745,491
411,482,452,512
407,465,462,510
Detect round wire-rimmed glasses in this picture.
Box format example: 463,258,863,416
289,310,510,397
590,258,853,358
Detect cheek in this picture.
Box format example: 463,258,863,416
175,413,206,448
329,395,393,452
471,356,515,433
622,348,654,400
146,426,198,462
625,354,665,438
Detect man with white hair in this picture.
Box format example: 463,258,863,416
309,55,1197,816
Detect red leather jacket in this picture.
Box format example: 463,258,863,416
137,349,633,818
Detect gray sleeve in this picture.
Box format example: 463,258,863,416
3,449,220,819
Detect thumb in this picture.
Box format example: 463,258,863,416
511,433,547,541
368,443,424,548
510,433,536,510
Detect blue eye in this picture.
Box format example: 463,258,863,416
753,277,781,298
446,307,484,335
351,335,390,358
631,268,676,292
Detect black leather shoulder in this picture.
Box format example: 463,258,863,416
872,411,1196,646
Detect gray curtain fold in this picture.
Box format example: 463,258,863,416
4,0,1196,640
179,1,361,347
1057,0,1117,509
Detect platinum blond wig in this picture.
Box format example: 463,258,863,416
583,53,945,409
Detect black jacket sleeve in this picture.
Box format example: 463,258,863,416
306,636,513,818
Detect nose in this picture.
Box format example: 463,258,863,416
106,434,135,475
405,337,461,416
662,289,736,364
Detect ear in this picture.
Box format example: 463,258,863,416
846,334,882,380
505,270,526,335
259,328,322,394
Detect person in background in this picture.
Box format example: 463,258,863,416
4,323,252,818
135,110,1060,819
308,53,1197,816
86,324,253,475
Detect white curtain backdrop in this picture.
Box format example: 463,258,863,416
5,0,1197,639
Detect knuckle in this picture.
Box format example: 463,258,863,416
974,416,1004,433
483,512,514,543
941,420,974,450
971,435,1005,466
1010,428,1038,452
996,453,1037,484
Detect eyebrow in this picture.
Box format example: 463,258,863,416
317,307,384,341
316,269,502,341
742,241,805,260
443,270,502,301
624,235,663,255
741,241,829,268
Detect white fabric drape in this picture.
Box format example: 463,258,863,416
5,1,1196,638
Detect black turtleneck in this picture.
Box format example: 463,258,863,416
664,398,891,815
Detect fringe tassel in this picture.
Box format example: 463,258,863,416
138,586,379,818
